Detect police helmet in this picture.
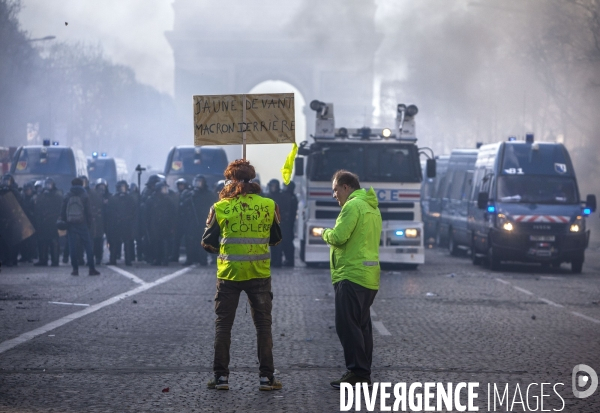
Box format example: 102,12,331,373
116,180,129,192
146,174,162,187
44,177,56,189
285,181,296,192
95,178,107,187
176,178,187,185
2,173,14,185
193,175,206,188
129,183,138,192
156,181,169,194
34,180,44,190
78,175,89,187
214,179,225,193
268,179,280,191
23,182,35,192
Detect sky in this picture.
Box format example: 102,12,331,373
18,0,175,96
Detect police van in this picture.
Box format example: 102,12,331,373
469,135,596,273
87,154,129,191
10,143,88,194
163,146,228,190
437,149,478,254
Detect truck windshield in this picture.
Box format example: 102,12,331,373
501,143,573,176
168,148,228,175
13,147,74,175
88,159,116,182
497,176,578,204
308,143,421,183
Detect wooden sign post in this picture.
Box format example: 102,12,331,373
193,93,295,159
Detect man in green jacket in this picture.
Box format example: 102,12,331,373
322,170,382,389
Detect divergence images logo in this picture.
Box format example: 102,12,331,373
572,364,598,399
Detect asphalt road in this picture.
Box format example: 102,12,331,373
1,245,599,412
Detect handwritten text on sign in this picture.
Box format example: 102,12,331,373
193,93,295,146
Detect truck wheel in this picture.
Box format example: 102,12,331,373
571,259,583,274
448,231,459,256
488,246,501,271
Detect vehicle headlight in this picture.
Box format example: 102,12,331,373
405,228,419,238
310,227,325,237
570,216,585,233
496,213,513,231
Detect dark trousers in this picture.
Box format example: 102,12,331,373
270,244,282,267
213,277,274,378
281,223,295,266
334,279,378,380
93,236,104,264
186,234,207,265
38,237,59,265
67,224,96,271
109,236,134,264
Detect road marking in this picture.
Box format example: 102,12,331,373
372,321,391,336
106,265,147,285
538,297,563,308
513,286,533,296
0,267,193,355
48,301,90,307
370,308,378,318
495,278,599,324
571,311,600,324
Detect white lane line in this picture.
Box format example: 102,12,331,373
370,308,378,318
495,277,599,324
106,265,147,285
513,286,533,296
48,301,90,307
372,321,391,336
0,267,193,355
571,311,600,324
538,297,563,308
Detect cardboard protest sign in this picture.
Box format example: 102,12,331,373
193,93,295,146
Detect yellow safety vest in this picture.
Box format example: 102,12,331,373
214,194,275,281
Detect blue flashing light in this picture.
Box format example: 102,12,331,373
92,152,98,158
101,152,107,157
508,136,517,142
583,208,591,216
395,230,404,236
487,205,496,213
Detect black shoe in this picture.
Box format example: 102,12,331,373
125,262,132,266
108,261,117,266
89,269,100,276
51,262,59,267
34,262,48,267
259,376,282,391
207,375,229,390
330,371,371,389
62,257,69,264
182,261,193,266
283,261,294,267
71,270,79,276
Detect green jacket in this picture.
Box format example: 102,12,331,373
322,187,382,290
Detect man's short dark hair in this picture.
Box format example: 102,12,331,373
332,170,360,190
71,178,83,186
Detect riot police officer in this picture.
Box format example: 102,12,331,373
146,181,176,266
92,178,110,265
106,180,136,266
34,178,63,266
181,175,216,265
265,179,286,267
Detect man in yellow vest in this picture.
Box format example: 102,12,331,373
202,159,283,391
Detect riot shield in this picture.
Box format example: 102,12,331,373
0,191,35,246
